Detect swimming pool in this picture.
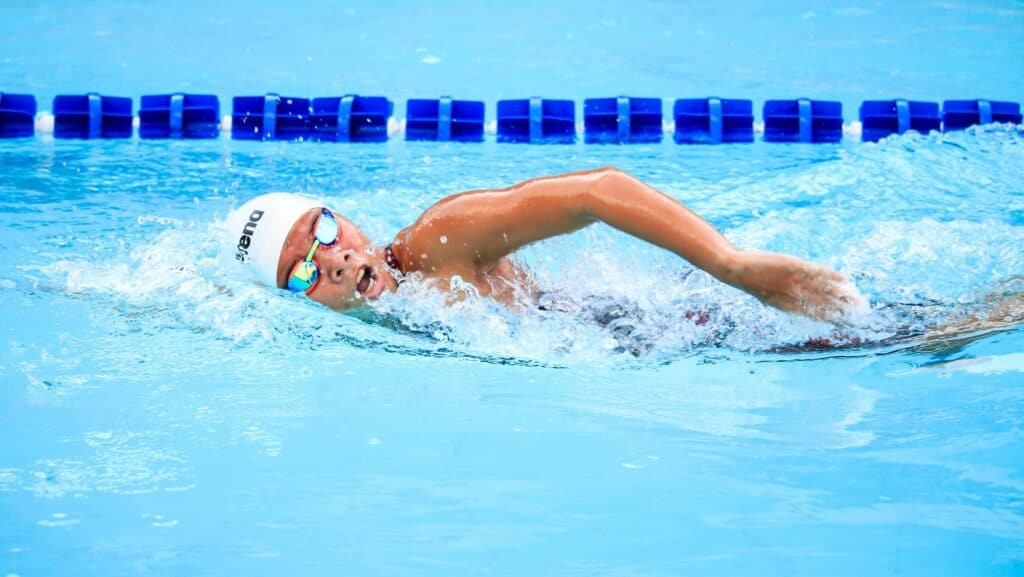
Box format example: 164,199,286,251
2,1,1024,575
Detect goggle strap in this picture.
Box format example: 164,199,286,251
305,239,320,261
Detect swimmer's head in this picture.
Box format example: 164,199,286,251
226,193,321,286
225,193,398,310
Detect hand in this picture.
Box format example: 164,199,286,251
725,250,866,324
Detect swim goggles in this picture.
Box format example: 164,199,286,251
286,208,339,294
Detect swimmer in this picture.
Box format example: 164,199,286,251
226,166,865,323
228,167,868,323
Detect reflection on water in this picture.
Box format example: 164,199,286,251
0,128,1022,575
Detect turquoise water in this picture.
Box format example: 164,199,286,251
2,1,1024,576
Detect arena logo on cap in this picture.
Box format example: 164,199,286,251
235,210,264,262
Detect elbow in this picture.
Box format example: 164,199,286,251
549,166,636,223
593,166,635,191
594,165,628,180
582,166,631,214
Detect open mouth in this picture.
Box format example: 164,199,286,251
356,265,375,295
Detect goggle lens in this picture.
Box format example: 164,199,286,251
287,260,320,293
314,209,339,246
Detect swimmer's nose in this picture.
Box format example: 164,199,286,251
320,247,360,284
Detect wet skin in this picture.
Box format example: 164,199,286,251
274,167,865,321
275,206,534,311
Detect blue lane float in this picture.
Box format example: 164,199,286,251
763,99,843,143
12,92,1024,143
497,98,576,143
673,98,753,144
232,94,310,141
942,99,1022,131
859,99,941,142
405,97,484,142
0,92,36,138
53,93,132,139
311,95,392,142
139,93,220,139
583,97,662,144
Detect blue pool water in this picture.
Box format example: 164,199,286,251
2,2,1024,576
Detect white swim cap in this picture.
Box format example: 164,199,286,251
225,193,322,286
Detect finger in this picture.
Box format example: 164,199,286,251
813,266,847,284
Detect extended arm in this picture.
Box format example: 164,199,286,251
394,167,862,322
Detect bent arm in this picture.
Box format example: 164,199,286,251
396,166,741,281
395,166,861,321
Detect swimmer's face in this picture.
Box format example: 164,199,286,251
275,207,398,311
